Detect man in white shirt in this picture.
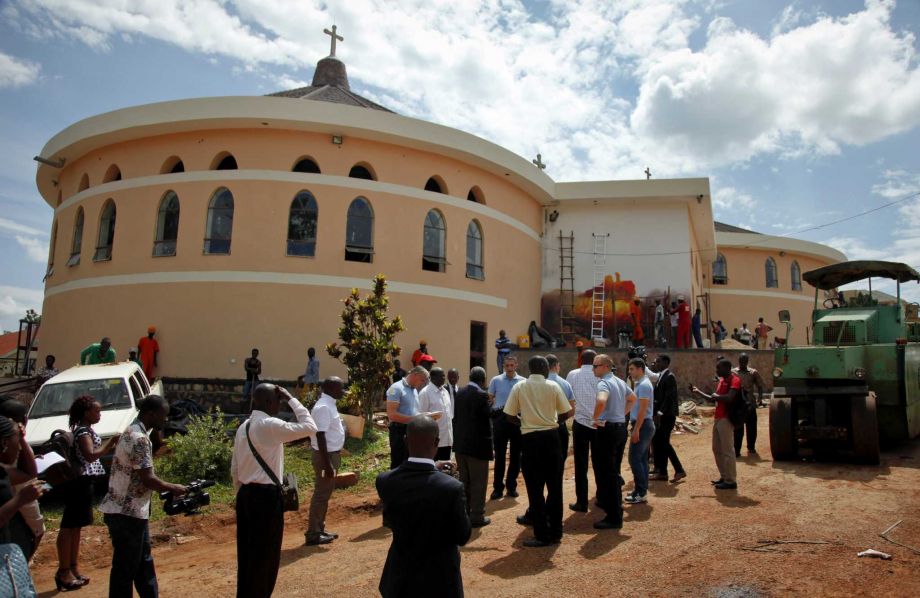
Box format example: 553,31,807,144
418,368,454,461
231,383,316,598
305,377,347,546
566,349,597,512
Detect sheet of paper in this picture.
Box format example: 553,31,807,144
34,452,65,475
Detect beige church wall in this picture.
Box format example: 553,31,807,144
39,281,530,380
539,201,693,340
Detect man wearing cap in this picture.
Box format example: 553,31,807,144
411,340,429,367
137,326,159,380
418,353,438,372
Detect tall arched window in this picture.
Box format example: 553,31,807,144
287,191,318,257
161,156,185,174
422,209,447,272
68,207,84,266
211,153,238,170
204,188,234,254
466,219,484,280
348,164,376,181
765,257,778,288
94,199,116,261
344,197,374,263
712,253,728,285
78,173,89,192
467,186,485,204
103,164,121,183
791,260,802,291
293,157,321,173
425,176,447,194
154,191,180,256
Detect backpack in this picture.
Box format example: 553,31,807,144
36,428,83,486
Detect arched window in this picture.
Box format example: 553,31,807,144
153,191,180,257
348,164,376,181
425,176,447,194
204,188,234,254
48,219,57,268
765,257,778,288
78,173,89,192
467,186,485,204
791,260,802,291
292,157,321,174
68,208,84,266
712,253,728,285
466,219,484,280
422,209,447,272
287,191,318,257
103,164,121,183
161,156,185,174
211,153,238,170
94,199,116,261
344,197,374,263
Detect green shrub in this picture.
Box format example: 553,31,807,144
159,409,236,483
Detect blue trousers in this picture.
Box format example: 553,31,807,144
628,419,656,497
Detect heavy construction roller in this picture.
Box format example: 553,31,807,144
770,261,920,464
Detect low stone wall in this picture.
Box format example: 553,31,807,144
511,348,774,400
163,377,299,413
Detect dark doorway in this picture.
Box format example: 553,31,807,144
470,321,486,371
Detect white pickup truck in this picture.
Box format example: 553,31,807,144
26,362,163,450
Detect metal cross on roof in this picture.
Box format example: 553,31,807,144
324,25,344,57
533,153,546,170
644,166,652,180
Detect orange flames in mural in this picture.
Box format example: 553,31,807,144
573,273,644,339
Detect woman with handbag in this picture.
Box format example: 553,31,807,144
0,414,44,596
56,396,118,591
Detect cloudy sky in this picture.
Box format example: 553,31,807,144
0,0,919,331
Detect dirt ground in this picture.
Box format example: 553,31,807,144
30,410,920,597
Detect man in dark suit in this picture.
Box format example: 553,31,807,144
376,415,472,598
452,366,493,528
650,355,686,482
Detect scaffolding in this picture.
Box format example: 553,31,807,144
557,231,578,345
591,233,609,341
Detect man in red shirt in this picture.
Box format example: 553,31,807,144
690,359,740,489
410,340,428,367
673,297,691,349
137,326,159,381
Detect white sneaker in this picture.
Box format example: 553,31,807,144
624,493,647,504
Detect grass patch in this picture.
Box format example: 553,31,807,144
39,425,390,525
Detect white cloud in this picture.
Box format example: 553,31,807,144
0,217,46,237
14,235,47,263
871,169,920,200
712,185,756,210
0,51,40,88
0,286,44,330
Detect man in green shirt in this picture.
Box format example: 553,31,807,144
80,337,116,365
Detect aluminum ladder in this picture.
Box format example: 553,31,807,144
590,233,608,341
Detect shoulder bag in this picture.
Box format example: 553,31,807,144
245,421,299,512
0,543,36,598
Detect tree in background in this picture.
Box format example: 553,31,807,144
327,275,404,423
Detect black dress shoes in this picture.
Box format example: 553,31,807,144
305,532,335,546
714,481,738,490
568,502,588,512
516,514,534,526
593,518,623,530
506,489,519,498
523,537,554,548
471,517,492,528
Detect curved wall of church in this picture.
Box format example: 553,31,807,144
40,128,544,379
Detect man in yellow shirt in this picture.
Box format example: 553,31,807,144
503,355,573,547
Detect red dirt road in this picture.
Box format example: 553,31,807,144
31,411,920,597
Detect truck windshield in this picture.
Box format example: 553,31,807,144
29,378,131,418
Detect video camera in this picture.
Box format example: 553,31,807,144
627,345,648,362
160,479,216,516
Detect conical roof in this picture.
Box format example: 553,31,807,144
267,55,393,112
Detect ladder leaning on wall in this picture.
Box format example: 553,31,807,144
557,231,578,345
590,233,609,342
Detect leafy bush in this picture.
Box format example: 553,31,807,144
159,409,236,483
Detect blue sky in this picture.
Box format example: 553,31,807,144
0,0,919,331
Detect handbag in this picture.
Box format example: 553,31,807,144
245,421,300,512
0,543,37,598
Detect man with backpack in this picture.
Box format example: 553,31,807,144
690,359,742,490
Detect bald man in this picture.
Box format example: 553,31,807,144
305,377,346,546
376,416,471,598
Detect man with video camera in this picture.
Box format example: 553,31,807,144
231,383,317,598
99,395,186,598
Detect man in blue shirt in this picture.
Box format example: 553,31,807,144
590,354,634,529
386,366,430,469
487,355,525,499
624,358,656,504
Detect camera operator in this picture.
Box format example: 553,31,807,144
231,383,316,598
99,395,185,598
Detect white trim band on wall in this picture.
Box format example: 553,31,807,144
56,170,542,242
44,270,509,308
706,287,814,303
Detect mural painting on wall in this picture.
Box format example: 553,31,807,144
541,271,690,343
